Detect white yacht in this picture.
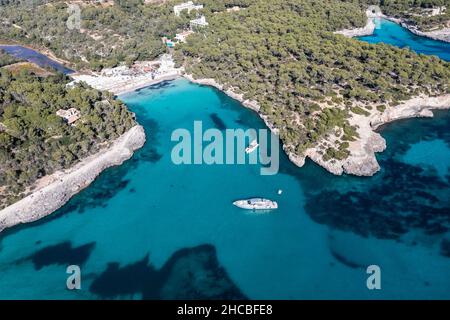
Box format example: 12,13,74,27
245,139,259,154
233,198,278,210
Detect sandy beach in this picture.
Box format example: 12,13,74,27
71,70,181,96
70,55,183,95
0,54,177,232
0,125,146,233
334,16,376,38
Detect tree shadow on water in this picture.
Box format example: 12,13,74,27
89,244,247,300
25,241,96,270
209,113,227,131
304,159,450,255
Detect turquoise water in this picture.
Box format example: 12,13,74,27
402,139,450,178
0,79,448,299
0,45,74,74
0,21,449,299
358,19,450,61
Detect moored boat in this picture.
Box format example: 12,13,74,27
245,139,259,154
233,198,278,210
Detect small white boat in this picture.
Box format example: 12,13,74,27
245,139,259,154
233,198,278,210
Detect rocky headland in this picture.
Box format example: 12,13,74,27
184,74,450,177
0,125,146,233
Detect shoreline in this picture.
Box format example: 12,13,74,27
71,71,181,96
334,13,450,43
115,73,181,95
301,94,450,176
1,54,447,231
382,16,450,43
0,75,448,233
183,74,450,177
334,16,376,38
182,74,279,134
0,125,146,233
0,42,75,69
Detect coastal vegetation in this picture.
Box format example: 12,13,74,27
355,0,450,30
176,0,450,160
0,0,191,70
0,69,136,208
2,0,447,166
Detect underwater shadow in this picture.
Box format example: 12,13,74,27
304,158,450,250
210,113,227,131
90,244,247,300
27,241,96,270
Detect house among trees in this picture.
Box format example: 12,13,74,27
56,108,81,125
162,37,176,47
175,30,194,42
190,15,208,28
174,1,203,17
426,6,446,16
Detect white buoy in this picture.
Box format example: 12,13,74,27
278,189,283,195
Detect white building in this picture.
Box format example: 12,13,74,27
101,65,130,77
190,15,209,28
175,30,194,42
56,108,81,125
430,6,446,16
174,1,203,17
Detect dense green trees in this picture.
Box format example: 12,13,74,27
176,0,450,159
0,69,136,208
0,0,189,69
0,0,449,195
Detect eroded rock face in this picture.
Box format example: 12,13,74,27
371,95,450,130
304,95,449,177
0,125,146,233
342,131,385,176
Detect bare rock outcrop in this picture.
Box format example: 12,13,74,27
304,94,450,176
